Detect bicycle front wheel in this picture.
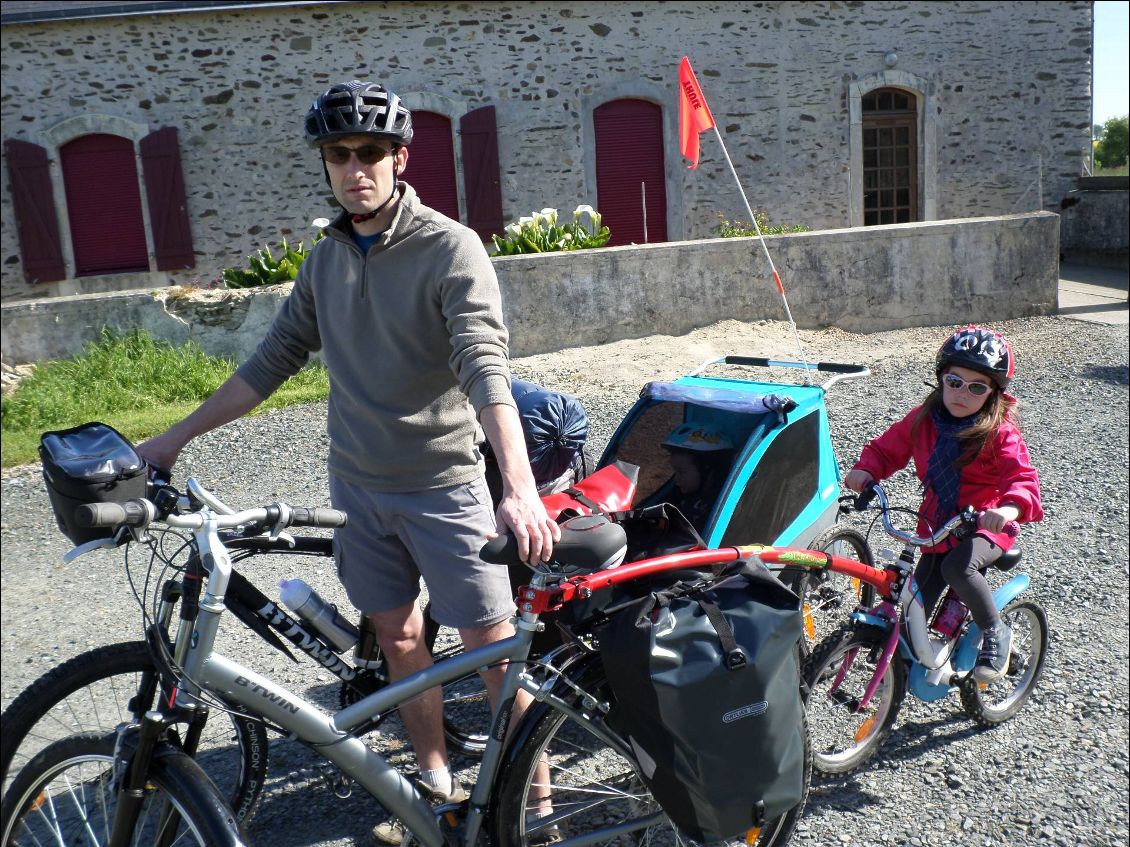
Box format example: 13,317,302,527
0,641,267,822
492,657,810,846
789,526,876,660
803,623,905,775
0,732,246,846
959,599,1048,726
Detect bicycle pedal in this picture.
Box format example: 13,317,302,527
434,799,468,845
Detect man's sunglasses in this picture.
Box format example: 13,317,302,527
942,373,992,396
321,144,394,165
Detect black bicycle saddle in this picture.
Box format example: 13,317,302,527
481,514,627,576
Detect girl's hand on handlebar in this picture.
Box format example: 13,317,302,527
979,505,1020,534
843,469,874,493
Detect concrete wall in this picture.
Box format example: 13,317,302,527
1060,179,1130,267
1,1,1092,302
0,212,1059,365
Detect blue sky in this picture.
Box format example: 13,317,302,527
1094,1,1129,125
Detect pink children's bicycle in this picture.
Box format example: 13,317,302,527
754,481,1048,775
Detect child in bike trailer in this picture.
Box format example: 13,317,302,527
660,423,737,533
843,326,1043,683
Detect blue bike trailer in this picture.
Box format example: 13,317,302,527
597,356,869,548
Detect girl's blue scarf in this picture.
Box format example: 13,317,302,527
925,407,977,528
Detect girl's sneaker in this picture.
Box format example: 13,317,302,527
973,621,1012,683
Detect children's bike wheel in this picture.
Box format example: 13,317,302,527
803,622,905,775
959,599,1049,726
790,526,876,659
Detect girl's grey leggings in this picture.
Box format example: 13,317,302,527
914,535,1002,630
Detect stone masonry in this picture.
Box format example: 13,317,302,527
0,1,1092,302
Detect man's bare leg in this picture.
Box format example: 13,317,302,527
369,602,448,773
459,619,553,814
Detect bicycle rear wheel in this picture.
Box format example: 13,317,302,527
0,732,246,846
803,622,904,775
959,599,1048,726
492,656,810,846
0,641,267,822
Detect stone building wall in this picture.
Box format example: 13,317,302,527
1,1,1092,302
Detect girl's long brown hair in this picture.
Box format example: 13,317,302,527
910,376,1019,468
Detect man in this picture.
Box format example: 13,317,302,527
138,80,559,843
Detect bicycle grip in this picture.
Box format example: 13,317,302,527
76,500,151,527
854,484,878,511
480,533,519,565
289,507,348,528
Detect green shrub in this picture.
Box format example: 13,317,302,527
491,206,611,256
712,211,810,238
1095,115,1129,170
221,235,322,288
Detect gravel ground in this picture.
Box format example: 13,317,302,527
2,314,1127,847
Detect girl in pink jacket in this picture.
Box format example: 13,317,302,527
843,326,1043,683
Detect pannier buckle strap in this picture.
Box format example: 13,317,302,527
697,595,747,672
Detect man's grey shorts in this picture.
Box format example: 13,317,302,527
329,474,515,629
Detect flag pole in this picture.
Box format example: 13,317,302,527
709,125,812,384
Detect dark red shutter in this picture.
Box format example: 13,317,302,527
4,139,66,283
594,99,668,246
140,127,195,270
460,105,504,240
61,134,149,275
400,111,459,220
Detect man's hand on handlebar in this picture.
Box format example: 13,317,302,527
136,431,185,478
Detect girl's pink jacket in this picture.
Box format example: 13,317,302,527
851,405,1043,553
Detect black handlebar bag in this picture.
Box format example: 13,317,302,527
598,559,805,843
39,422,148,545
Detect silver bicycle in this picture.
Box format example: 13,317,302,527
1,480,810,847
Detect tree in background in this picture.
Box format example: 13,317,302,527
1094,115,1128,169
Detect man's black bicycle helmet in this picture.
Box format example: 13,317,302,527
304,81,413,147
935,325,1015,390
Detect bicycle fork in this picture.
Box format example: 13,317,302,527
109,710,178,847
828,604,900,713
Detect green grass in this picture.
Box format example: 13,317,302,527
1,328,329,468
1094,164,1129,176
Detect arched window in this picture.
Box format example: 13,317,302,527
60,134,148,275
593,99,667,246
861,88,918,225
400,110,459,221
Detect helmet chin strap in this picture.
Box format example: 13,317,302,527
351,168,398,224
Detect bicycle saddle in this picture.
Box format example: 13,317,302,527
992,546,1023,571
481,514,628,576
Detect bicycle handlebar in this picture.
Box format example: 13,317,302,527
854,482,1018,547
77,498,348,531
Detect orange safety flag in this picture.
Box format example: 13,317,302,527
679,56,716,169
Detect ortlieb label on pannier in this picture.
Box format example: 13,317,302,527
599,559,806,843
39,421,148,545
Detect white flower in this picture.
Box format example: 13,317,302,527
518,215,534,227
539,207,559,225
311,217,330,229
506,221,523,237
573,204,600,230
